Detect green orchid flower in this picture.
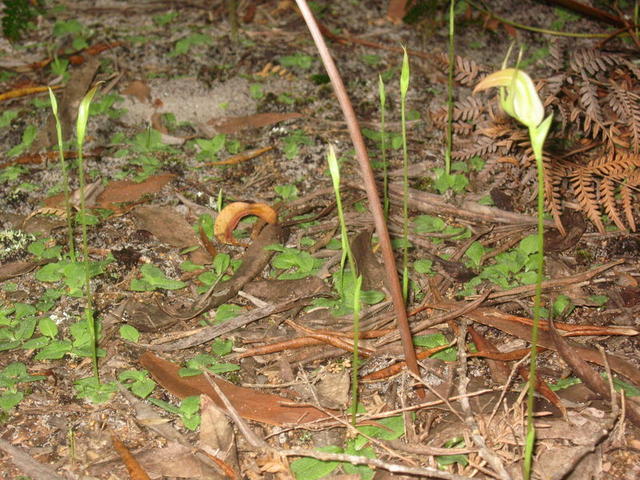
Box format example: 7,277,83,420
473,67,552,159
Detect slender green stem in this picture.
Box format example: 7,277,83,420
523,114,551,479
327,146,359,425
77,146,97,378
400,49,410,301
445,0,456,175
467,0,618,38
48,89,75,261
76,85,100,380
378,75,389,219
523,153,544,479
351,275,362,425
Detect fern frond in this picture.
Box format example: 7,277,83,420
545,39,566,71
571,171,605,233
587,151,640,176
579,72,604,134
608,82,640,153
599,176,626,231
430,96,485,126
453,136,498,160
569,48,616,75
620,180,640,232
543,156,566,235
432,52,486,86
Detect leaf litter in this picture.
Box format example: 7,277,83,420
0,1,639,479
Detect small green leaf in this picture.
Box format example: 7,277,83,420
549,377,581,391
21,336,50,350
249,83,264,99
119,325,140,343
74,376,117,403
130,379,155,398
211,338,233,356
213,253,231,276
214,304,243,323
290,445,342,480
414,333,456,362
0,110,18,128
34,340,72,360
118,369,156,398
274,184,299,201
356,415,405,444
133,264,187,291
464,241,485,268
518,235,538,255
180,395,200,416
604,373,640,397
436,437,469,467
180,260,205,272
279,54,315,69
414,259,433,274
0,391,23,411
148,397,181,414
589,295,608,306
552,295,574,317
36,262,65,282
38,317,58,338
414,215,446,233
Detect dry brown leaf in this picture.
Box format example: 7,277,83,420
111,434,151,480
121,80,152,103
214,202,278,245
200,396,239,478
0,261,40,282
141,352,335,426
131,205,211,264
96,173,175,208
135,442,219,478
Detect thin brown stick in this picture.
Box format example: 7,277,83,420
294,0,422,393
456,319,511,480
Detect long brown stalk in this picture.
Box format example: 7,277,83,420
294,0,422,394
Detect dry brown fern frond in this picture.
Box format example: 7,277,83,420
569,48,617,75
621,170,640,231
570,170,605,233
622,59,640,82
599,175,627,231
452,135,499,160
569,107,616,148
569,152,640,232
545,39,566,71
430,96,485,126
431,52,487,86
578,72,604,134
608,82,640,152
584,151,640,176
543,156,566,236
